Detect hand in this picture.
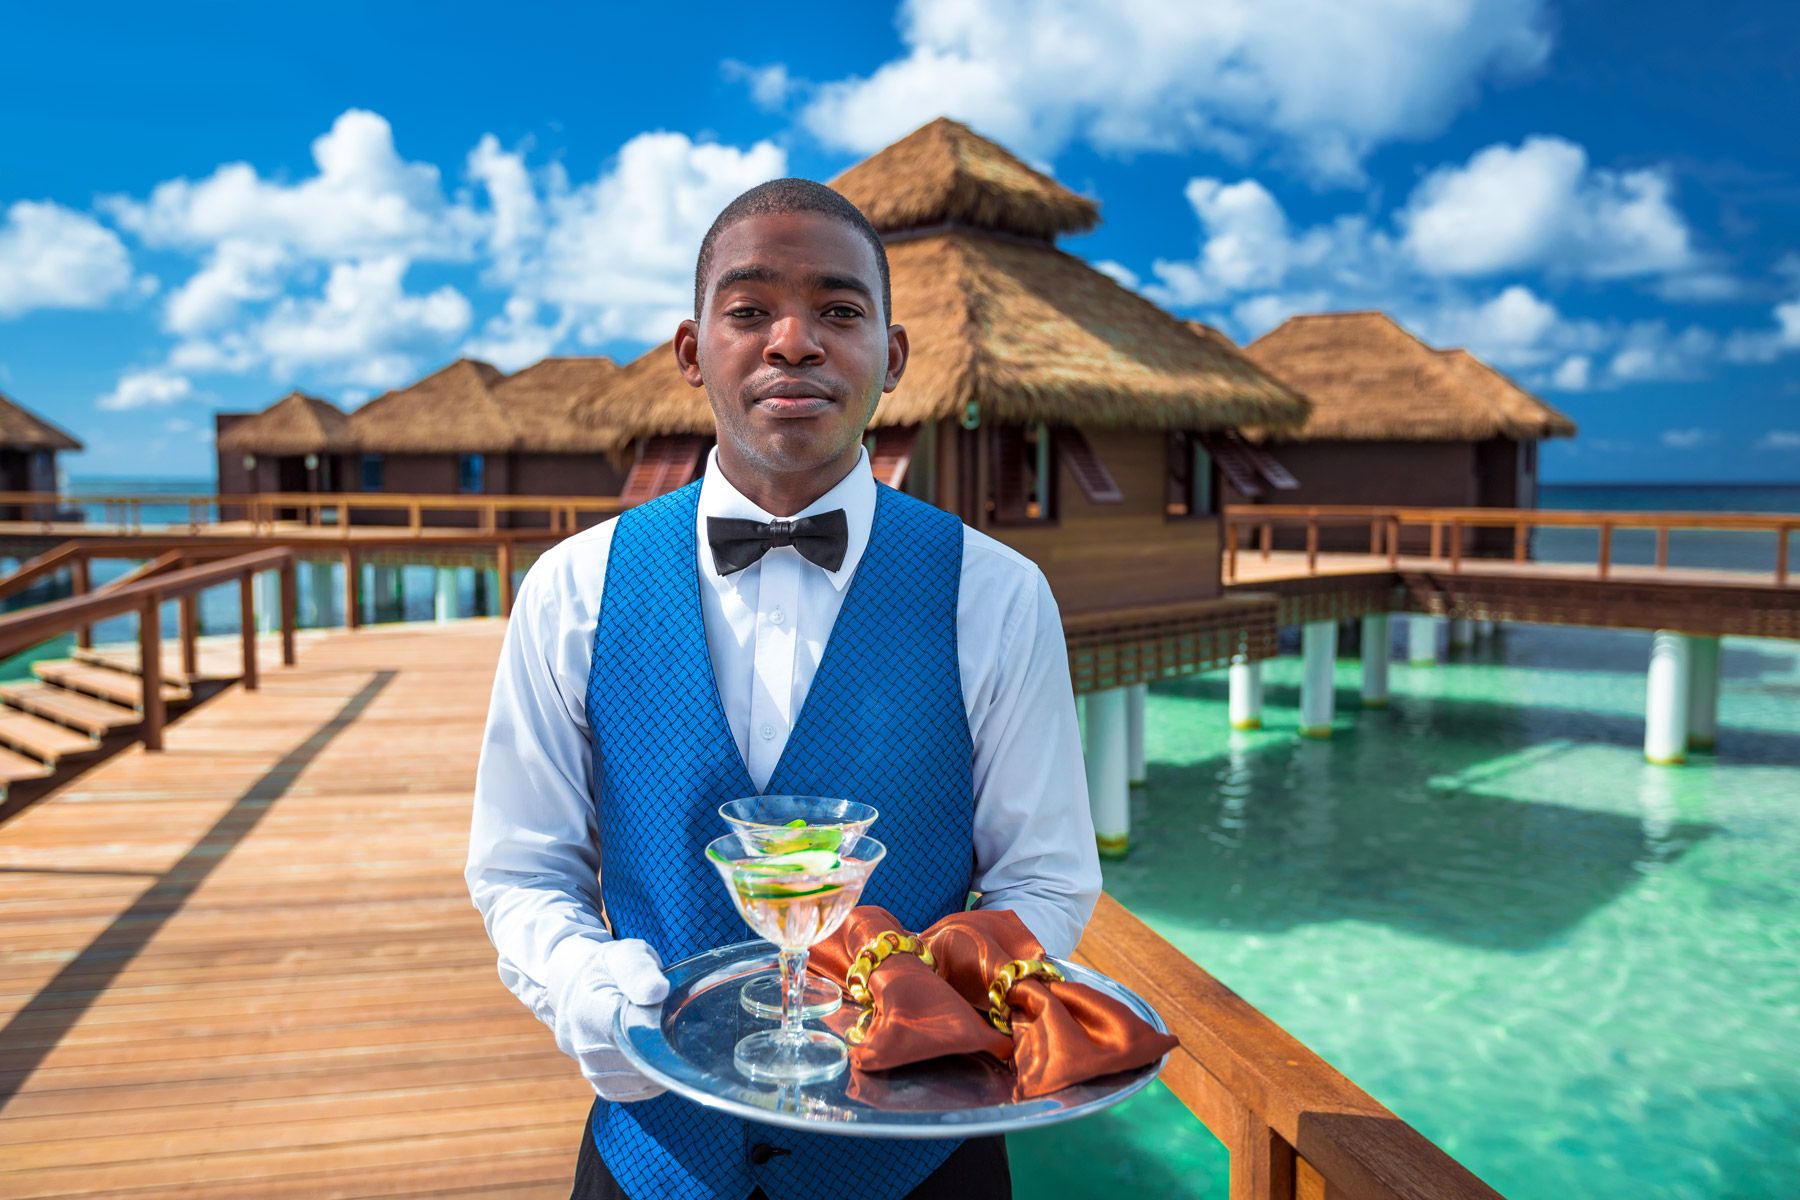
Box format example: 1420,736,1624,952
554,939,671,1103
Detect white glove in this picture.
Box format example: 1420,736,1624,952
553,938,671,1103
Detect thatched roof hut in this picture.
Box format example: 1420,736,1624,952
347,359,510,454
1244,312,1575,442
573,118,1307,451
217,391,350,456
490,357,623,454
0,391,81,452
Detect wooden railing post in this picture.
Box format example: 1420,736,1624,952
1260,522,1272,561
1429,521,1443,561
238,572,259,690
1304,518,1319,574
1230,1114,1297,1200
71,554,93,649
342,549,361,630
408,502,422,533
1777,524,1791,587
178,591,199,682
1514,519,1529,563
279,557,297,666
1225,521,1239,583
1597,521,1613,581
1387,516,1401,568
1449,520,1463,572
1368,519,1382,557
139,594,164,752
1655,525,1670,570
498,542,517,616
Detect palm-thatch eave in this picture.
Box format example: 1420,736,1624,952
217,391,352,456
0,391,83,452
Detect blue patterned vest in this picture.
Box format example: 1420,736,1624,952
584,480,975,1200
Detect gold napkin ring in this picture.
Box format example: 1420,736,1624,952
986,958,1065,1034
845,930,936,1007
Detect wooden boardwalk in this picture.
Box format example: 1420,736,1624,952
0,621,589,1199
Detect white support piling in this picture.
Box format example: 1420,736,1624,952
254,569,281,634
1687,635,1721,752
1084,688,1130,859
1645,630,1692,766
1228,654,1264,731
1125,683,1147,785
1449,618,1474,649
307,560,335,628
1477,618,1498,639
1409,615,1442,666
434,567,458,624
1361,613,1391,709
1300,620,1338,739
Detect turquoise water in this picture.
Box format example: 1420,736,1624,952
1013,626,1800,1198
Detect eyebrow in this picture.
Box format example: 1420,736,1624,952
712,264,876,306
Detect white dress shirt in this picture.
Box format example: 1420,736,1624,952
466,448,1101,1091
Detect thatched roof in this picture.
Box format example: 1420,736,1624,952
491,356,623,453
217,391,350,456
1245,312,1576,442
0,391,81,452
579,232,1307,446
830,118,1098,240
347,359,509,454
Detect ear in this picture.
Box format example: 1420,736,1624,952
882,323,909,393
674,318,704,388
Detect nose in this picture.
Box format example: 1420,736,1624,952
763,314,824,367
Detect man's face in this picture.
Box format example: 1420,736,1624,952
676,211,905,485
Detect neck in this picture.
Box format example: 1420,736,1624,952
714,446,860,517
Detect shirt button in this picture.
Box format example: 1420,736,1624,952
769,607,785,625
760,724,775,740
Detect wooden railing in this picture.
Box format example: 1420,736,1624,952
1076,894,1500,1200
0,548,298,750
0,489,627,535
1224,503,1799,587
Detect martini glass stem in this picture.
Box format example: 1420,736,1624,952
778,947,809,1041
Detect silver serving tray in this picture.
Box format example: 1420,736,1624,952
611,939,1168,1138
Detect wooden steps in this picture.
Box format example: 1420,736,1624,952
32,661,190,710
0,744,55,785
0,709,99,763
0,683,141,737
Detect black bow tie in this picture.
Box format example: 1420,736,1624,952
707,510,849,576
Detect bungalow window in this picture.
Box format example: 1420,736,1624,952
989,423,1057,524
1166,433,1216,518
361,453,385,492
458,453,486,494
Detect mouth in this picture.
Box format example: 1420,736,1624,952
749,383,838,418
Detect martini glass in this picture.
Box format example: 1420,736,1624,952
719,796,878,1020
705,832,886,1085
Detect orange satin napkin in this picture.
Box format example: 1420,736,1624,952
810,906,1014,1071
819,906,1179,1098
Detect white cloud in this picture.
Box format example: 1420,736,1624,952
1660,427,1715,449
1400,136,1698,280
1550,355,1592,391
99,367,195,411
1092,260,1140,291
469,131,785,345
723,60,795,110
1755,430,1800,451
0,201,137,318
463,296,565,372
801,0,1551,179
107,109,478,263
163,239,288,333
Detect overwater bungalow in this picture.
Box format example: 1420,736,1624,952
0,390,81,519
1235,311,1576,552
216,357,626,526
574,117,1308,612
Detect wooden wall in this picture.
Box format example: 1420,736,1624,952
936,424,1221,614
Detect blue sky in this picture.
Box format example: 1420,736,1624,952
2,0,1796,483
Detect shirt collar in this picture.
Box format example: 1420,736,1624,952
695,446,875,592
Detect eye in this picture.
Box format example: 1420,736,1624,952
724,305,763,320
825,305,863,319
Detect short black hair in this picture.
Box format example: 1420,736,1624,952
693,178,891,322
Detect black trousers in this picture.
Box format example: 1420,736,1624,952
571,1102,1012,1200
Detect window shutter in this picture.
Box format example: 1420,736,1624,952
620,434,707,505
867,425,920,488
1239,439,1298,491
1197,432,1265,499
1058,427,1124,503
990,426,1031,521
1166,433,1192,514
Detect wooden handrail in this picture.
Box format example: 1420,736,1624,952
1075,894,1500,1200
0,542,86,603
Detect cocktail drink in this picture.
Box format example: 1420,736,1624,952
718,796,877,1019
704,832,886,1085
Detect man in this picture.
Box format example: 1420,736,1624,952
467,178,1100,1200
